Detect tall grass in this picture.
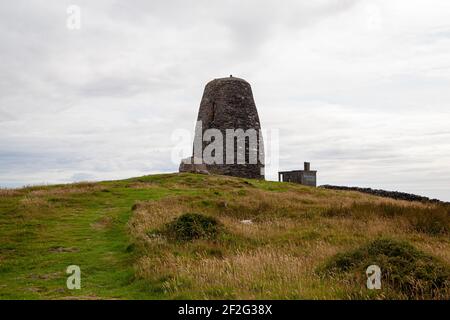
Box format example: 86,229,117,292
322,202,449,235
128,174,450,299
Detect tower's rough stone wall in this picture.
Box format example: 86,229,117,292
180,76,264,179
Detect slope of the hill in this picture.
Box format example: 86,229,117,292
0,173,448,299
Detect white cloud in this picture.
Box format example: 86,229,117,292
0,0,449,200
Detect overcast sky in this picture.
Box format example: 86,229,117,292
1,0,449,200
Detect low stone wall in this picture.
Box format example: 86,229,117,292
320,185,447,204
179,157,209,175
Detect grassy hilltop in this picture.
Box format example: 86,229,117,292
0,173,449,299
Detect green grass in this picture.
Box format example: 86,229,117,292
0,173,449,299
0,178,175,299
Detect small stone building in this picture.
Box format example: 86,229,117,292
278,162,317,187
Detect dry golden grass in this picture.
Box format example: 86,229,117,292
128,175,449,299
0,172,447,299
19,195,51,208
414,240,450,264
127,182,161,190
0,188,21,197
129,196,193,236
28,183,105,196
136,244,340,299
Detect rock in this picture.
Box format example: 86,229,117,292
179,157,209,175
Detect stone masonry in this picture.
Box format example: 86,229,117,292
179,76,265,179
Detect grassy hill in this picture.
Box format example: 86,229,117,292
0,173,449,299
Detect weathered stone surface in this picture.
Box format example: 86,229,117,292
181,76,264,179
179,157,209,175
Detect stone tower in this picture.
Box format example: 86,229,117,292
180,76,264,179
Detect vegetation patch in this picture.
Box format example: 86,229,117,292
321,202,449,235
321,238,450,299
1,173,449,299
161,213,222,241
408,207,449,235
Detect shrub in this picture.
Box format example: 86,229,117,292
321,238,450,299
163,213,222,241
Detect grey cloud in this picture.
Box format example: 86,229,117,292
70,172,96,181
0,1,449,201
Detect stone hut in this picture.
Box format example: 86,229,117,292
180,76,265,179
278,162,317,187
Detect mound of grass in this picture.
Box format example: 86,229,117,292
321,239,450,299
162,213,222,241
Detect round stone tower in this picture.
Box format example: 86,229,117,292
180,76,265,179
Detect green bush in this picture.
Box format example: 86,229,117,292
321,238,450,299
163,213,222,241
